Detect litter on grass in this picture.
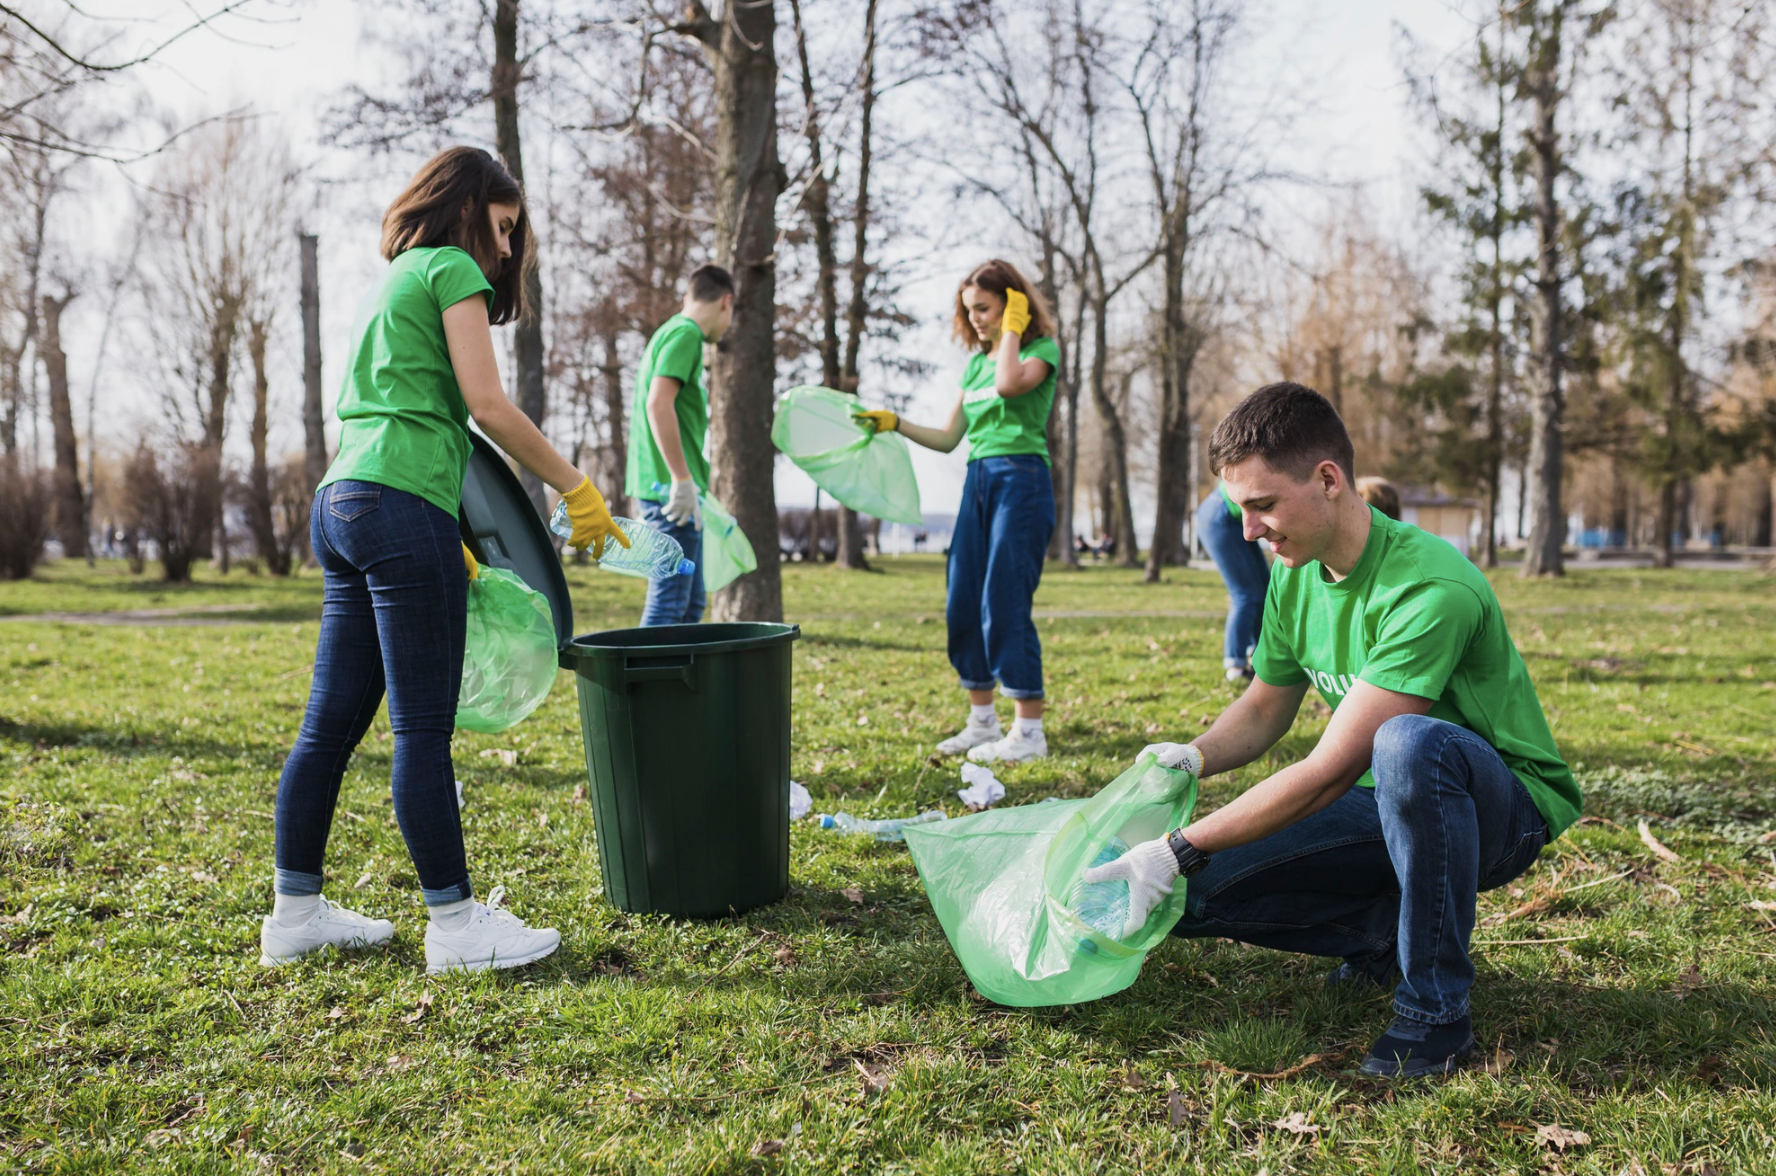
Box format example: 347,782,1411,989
789,780,812,821
815,810,947,842
958,763,1005,810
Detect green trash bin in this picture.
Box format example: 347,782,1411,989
560,623,800,917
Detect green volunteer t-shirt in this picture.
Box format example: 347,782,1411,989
317,246,494,519
1253,507,1581,838
959,334,1060,464
626,314,710,501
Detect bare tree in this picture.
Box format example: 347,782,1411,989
40,288,83,556
672,0,784,622
299,232,326,497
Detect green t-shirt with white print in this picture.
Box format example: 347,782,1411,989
1252,507,1581,838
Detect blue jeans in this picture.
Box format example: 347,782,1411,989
274,481,473,905
637,500,706,627
1173,715,1549,1024
1196,491,1266,668
947,455,1055,700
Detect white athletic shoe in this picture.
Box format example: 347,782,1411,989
936,718,1004,756
259,896,395,966
967,727,1049,764
424,887,561,975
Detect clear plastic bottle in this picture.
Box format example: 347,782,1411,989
549,502,695,580
814,810,948,842
1073,837,1132,949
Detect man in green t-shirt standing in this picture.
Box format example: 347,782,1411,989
625,264,734,626
1084,382,1581,1078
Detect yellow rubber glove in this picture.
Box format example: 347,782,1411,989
1001,288,1032,337
462,541,479,580
563,476,630,560
853,409,899,435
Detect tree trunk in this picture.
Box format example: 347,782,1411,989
833,0,881,571
198,295,239,564
300,232,327,496
1146,228,1194,582
1519,6,1566,578
600,328,628,518
1088,285,1138,567
493,0,548,517
686,0,783,622
41,293,85,559
246,318,288,575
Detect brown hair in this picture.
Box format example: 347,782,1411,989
687,263,735,303
1357,477,1401,520
380,146,532,325
952,259,1056,352
1208,382,1356,484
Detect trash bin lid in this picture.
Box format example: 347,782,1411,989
459,432,574,650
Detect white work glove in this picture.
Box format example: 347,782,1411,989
1080,837,1180,939
661,478,702,530
1141,742,1204,776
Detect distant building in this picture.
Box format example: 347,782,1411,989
1397,486,1481,557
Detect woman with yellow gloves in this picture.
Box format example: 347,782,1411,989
855,259,1060,763
260,147,627,976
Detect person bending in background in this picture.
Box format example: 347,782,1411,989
263,147,627,975
1084,382,1580,1078
624,264,735,626
1195,479,1268,683
854,260,1060,764
1358,476,1402,521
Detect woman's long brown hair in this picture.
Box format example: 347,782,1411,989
951,259,1057,352
380,146,532,325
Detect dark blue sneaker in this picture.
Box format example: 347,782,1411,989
1360,1015,1475,1078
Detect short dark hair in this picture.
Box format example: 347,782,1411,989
1208,382,1355,484
687,263,735,303
381,146,532,325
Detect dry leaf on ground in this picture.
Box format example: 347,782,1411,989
841,887,864,905
1167,1088,1189,1128
749,1139,785,1158
1536,1123,1592,1150
1639,820,1681,863
1271,1112,1322,1136
401,990,434,1024
854,1058,890,1097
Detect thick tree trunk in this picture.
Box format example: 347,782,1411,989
1520,8,1565,578
600,329,628,518
688,0,783,622
833,0,881,571
300,233,327,496
493,0,548,517
1146,234,1194,581
1088,286,1138,567
246,318,288,575
41,293,85,559
198,296,239,565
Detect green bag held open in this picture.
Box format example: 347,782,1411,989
700,493,757,594
903,754,1197,1007
456,565,559,734
771,385,923,525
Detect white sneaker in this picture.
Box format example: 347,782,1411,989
259,896,395,966
424,887,561,975
936,718,1003,756
967,727,1049,763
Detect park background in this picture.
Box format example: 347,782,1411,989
5,1,1776,1173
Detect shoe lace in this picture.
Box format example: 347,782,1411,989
477,885,524,928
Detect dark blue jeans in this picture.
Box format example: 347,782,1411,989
638,500,706,627
947,455,1055,700
274,481,472,905
1173,715,1549,1025
1196,491,1267,668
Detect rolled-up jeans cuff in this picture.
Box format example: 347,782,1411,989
273,868,324,897
1391,996,1469,1027
957,677,997,692
999,685,1044,701
422,880,474,906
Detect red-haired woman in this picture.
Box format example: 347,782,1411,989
260,147,627,974
855,260,1060,763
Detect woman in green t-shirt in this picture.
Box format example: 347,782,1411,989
261,147,628,976
855,260,1060,763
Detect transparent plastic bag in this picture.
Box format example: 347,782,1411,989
903,755,1197,1007
700,493,757,593
455,566,559,733
771,385,923,525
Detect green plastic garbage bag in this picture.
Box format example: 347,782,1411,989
455,566,558,734
701,494,757,594
771,385,923,525
903,754,1197,1007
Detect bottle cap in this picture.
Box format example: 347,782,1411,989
677,558,697,576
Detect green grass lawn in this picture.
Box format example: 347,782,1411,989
4,556,1776,1173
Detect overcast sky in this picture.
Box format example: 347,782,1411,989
49,0,1482,522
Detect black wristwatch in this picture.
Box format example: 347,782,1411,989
1167,828,1211,877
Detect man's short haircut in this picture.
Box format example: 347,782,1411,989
1208,381,1356,484
687,263,735,303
